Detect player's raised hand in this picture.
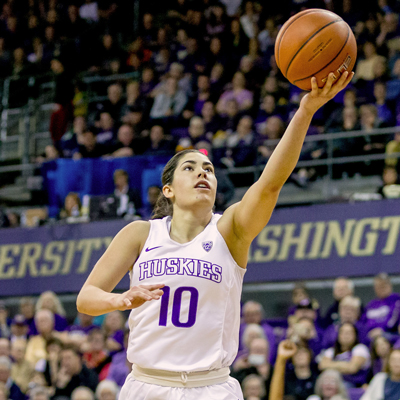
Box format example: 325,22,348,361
277,339,298,361
300,71,354,114
116,283,165,310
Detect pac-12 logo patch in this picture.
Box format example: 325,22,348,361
202,241,213,252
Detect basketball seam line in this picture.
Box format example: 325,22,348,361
276,9,324,69
293,25,351,84
284,18,343,77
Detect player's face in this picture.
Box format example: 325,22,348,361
166,153,217,210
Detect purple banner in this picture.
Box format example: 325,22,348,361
0,199,399,295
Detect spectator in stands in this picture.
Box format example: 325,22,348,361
35,144,60,165
59,192,82,220
176,116,213,154
150,76,188,123
370,335,392,376
220,115,257,169
25,309,57,366
71,386,95,400
323,296,365,350
19,297,36,336
83,328,111,381
234,323,267,369
363,273,400,340
241,374,266,400
288,283,312,316
216,71,253,115
106,330,130,387
60,116,86,158
0,356,25,400
0,339,10,358
307,369,349,400
373,81,395,126
324,278,355,328
73,127,107,159
355,41,386,82
143,125,175,156
319,322,371,388
102,311,124,357
238,301,276,362
385,129,400,171
110,124,149,157
378,167,400,199
360,348,400,400
10,338,33,393
96,84,124,123
138,186,162,220
29,385,50,400
201,101,221,136
95,380,119,400
285,346,319,400
112,169,142,218
35,291,68,333
0,303,10,339
49,58,73,148
140,67,156,97
53,345,98,398
120,81,149,121
9,315,29,343
256,115,285,163
287,317,322,359
232,337,271,387
34,336,63,389
95,112,116,147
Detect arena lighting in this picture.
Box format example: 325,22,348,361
199,148,208,156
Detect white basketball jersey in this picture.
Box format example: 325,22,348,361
127,214,246,372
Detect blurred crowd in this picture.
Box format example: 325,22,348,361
0,273,399,399
0,0,398,190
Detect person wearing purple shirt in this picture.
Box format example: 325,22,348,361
362,273,400,342
106,329,130,386
238,300,277,364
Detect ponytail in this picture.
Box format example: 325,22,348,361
151,193,173,220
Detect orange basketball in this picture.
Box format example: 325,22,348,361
274,9,357,91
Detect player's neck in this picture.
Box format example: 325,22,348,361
169,209,213,244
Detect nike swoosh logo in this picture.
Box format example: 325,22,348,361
145,246,162,252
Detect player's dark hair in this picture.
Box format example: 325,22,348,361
152,149,205,220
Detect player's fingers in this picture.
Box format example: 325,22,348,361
138,283,166,291
138,287,162,300
322,73,335,94
123,298,132,307
335,71,349,89
310,77,318,93
343,71,354,86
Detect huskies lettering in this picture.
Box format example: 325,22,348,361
139,257,222,283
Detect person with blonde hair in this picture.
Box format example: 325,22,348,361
308,369,349,400
95,380,119,400
34,291,67,333
241,374,266,399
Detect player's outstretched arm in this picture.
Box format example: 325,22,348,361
223,71,354,247
76,220,164,316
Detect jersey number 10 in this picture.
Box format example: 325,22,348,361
158,286,199,328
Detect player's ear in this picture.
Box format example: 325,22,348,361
163,184,173,199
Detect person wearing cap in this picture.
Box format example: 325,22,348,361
362,273,400,341
10,315,29,343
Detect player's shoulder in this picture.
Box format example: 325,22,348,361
118,219,151,240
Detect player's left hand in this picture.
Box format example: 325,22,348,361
300,71,354,115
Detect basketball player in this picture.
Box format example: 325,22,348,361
77,72,353,399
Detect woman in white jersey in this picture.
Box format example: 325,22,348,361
77,72,353,400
